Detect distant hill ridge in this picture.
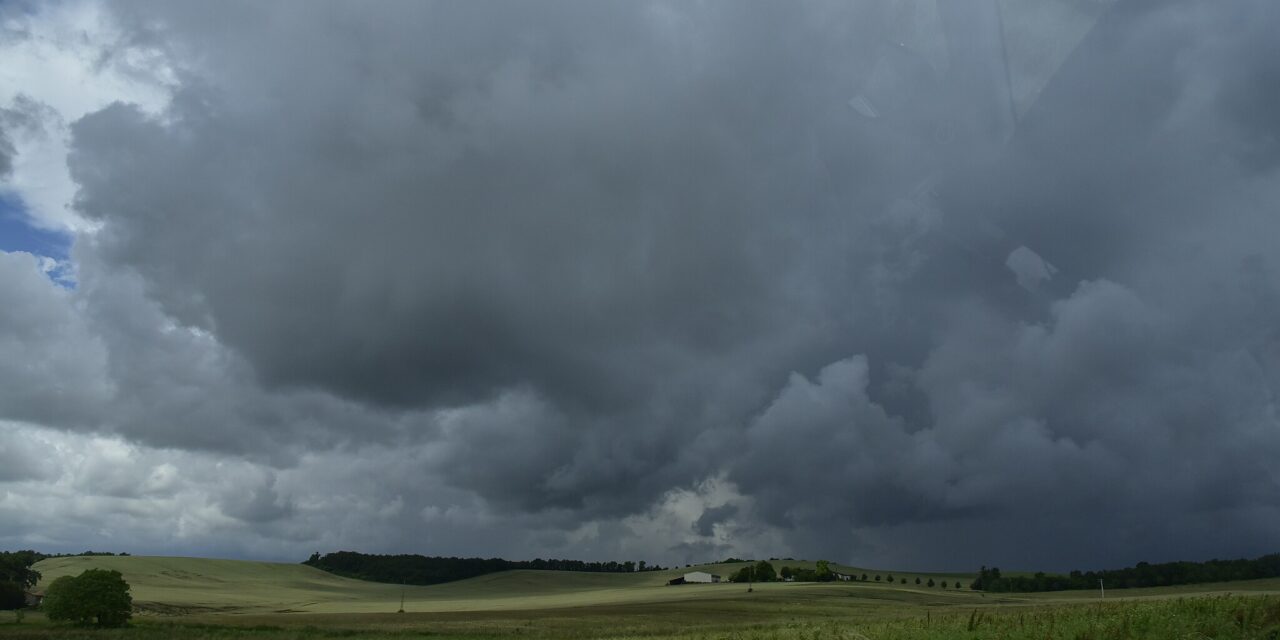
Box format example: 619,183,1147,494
973,553,1280,593
28,555,737,614
303,551,670,586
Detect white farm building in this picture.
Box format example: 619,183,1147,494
683,571,721,583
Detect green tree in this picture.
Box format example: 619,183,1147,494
753,561,776,582
41,569,132,627
971,566,1002,591
814,560,833,582
861,573,868,581
927,578,935,587
779,566,794,580
915,577,921,585
0,551,42,622
954,581,961,589
0,551,42,590
875,575,881,582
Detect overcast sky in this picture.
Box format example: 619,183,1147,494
1,0,1278,573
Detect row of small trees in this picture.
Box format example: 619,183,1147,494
726,560,961,588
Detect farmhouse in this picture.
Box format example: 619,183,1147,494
682,571,721,583
831,571,854,581
24,590,43,607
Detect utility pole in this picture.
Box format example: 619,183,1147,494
1098,579,1104,599
398,579,405,613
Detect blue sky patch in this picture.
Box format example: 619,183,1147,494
0,193,71,260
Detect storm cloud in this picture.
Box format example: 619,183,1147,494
1,0,1278,572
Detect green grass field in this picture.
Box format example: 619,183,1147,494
27,556,975,615
8,555,1280,639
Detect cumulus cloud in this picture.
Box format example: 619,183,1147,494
1005,246,1057,291
0,0,173,231
0,0,1277,572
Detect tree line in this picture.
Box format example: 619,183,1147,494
725,560,962,588
304,551,667,585
971,553,1280,593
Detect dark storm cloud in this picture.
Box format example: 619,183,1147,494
66,0,906,519
2,0,1273,569
70,1,880,411
722,0,1280,569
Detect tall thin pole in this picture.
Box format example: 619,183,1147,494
1098,579,1104,599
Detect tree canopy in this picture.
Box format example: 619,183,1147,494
0,551,42,591
0,551,42,612
971,554,1280,593
41,569,132,627
777,561,839,583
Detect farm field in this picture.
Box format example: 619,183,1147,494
7,556,1280,639
27,556,975,615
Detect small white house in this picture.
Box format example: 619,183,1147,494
683,571,721,583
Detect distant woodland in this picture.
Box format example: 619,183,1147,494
972,553,1280,592
303,551,665,585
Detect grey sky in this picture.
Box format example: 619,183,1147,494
0,0,1277,572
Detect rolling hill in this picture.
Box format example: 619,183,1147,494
32,555,976,615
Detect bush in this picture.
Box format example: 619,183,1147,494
42,569,132,627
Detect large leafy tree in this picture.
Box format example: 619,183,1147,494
0,551,43,590
752,561,777,582
42,569,132,627
0,551,43,615
814,560,832,582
